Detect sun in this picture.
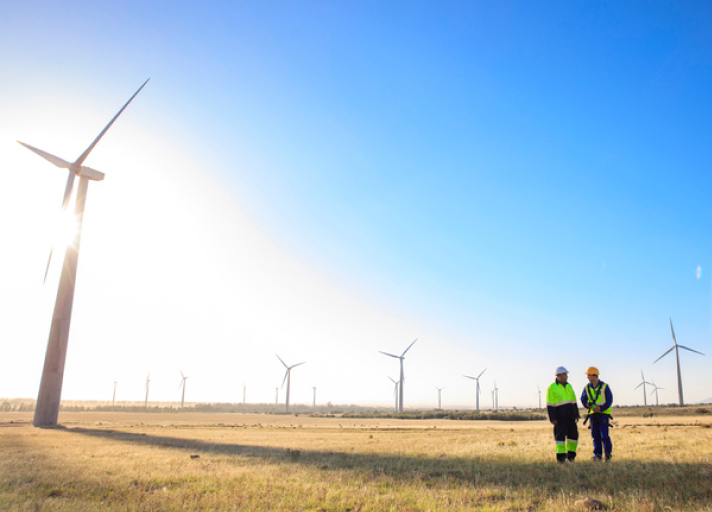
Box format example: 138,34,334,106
51,208,80,253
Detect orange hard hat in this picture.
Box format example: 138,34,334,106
586,366,599,376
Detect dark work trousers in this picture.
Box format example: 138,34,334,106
553,419,579,462
590,419,612,459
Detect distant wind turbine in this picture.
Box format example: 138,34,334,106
24,79,149,427
435,386,444,410
275,387,279,405
379,338,417,413
536,385,542,409
494,381,499,411
634,370,653,406
144,374,150,409
312,386,317,407
243,382,246,404
650,381,664,406
112,381,117,407
463,368,487,411
276,355,305,413
178,371,188,408
388,376,399,412
653,318,705,405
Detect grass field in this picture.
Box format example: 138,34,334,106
1,411,711,511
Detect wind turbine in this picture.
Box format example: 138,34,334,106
379,338,417,413
275,387,279,405
112,381,117,407
23,79,149,427
463,368,487,411
243,383,246,404
144,374,150,409
178,371,188,408
435,386,444,410
491,388,495,410
276,355,305,413
536,385,542,409
312,386,317,407
653,318,705,405
650,381,664,406
633,370,653,406
388,376,399,412
494,381,499,411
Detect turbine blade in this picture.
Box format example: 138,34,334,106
281,370,289,388
379,351,400,359
42,247,54,284
74,79,150,167
276,354,288,368
401,338,418,357
669,318,677,345
653,346,675,364
17,142,72,169
463,375,476,380
478,368,487,379
291,362,306,369
634,382,644,390
678,345,705,356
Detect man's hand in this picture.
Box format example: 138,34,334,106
551,420,558,425
593,406,601,413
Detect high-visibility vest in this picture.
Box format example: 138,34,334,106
546,381,577,407
585,382,611,415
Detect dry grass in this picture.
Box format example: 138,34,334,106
1,412,711,511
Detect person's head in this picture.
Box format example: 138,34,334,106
555,366,569,384
586,366,600,385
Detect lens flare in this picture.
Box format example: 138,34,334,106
696,266,702,279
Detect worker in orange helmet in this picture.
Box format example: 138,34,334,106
581,366,613,461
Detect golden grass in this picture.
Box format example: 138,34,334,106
1,412,711,511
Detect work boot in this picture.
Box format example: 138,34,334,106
567,451,576,462
591,456,602,462
556,453,566,464
605,454,612,462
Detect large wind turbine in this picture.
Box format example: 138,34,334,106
179,371,188,408
22,80,149,427
379,338,417,413
276,355,305,413
654,318,705,405
633,370,653,406
463,368,487,411
388,376,399,412
650,381,664,406
144,374,150,409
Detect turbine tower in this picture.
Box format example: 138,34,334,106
379,338,417,413
633,370,653,406
388,376,399,412
650,381,664,406
653,318,705,405
536,385,542,409
243,383,246,405
312,386,317,407
275,387,279,405
435,386,444,410
179,371,188,408
463,368,487,411
112,381,117,407
144,374,150,409
22,80,149,427
276,355,305,413
494,381,499,411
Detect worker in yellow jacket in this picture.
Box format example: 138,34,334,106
546,366,580,463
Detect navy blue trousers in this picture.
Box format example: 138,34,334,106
590,419,612,458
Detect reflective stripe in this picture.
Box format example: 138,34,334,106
548,400,576,407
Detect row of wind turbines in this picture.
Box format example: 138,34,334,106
21,81,707,427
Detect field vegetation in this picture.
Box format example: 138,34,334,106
1,409,711,511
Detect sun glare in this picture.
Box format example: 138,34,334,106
51,208,80,252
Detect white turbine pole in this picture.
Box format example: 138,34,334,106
24,80,149,427
379,338,417,413
145,374,150,409
388,377,399,412
537,385,542,410
650,381,664,406
275,387,279,405
654,318,705,405
277,355,305,413
634,370,652,406
312,386,316,407
243,383,246,404
179,371,188,408
112,381,117,407
435,386,444,410
494,381,499,411
464,368,486,411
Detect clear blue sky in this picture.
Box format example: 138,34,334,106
1,1,710,408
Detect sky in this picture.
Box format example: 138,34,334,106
1,1,711,409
